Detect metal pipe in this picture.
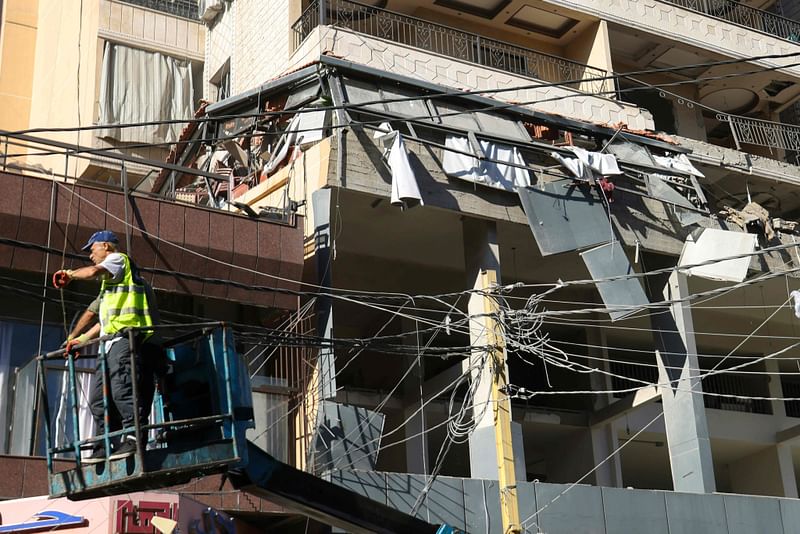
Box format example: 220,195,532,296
122,163,132,253
127,329,144,467
38,357,54,472
67,353,83,465
100,342,112,463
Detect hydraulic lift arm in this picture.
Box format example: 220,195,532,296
229,441,451,534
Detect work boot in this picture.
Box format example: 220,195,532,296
109,438,137,460
83,445,106,464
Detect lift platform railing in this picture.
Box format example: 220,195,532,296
40,322,255,499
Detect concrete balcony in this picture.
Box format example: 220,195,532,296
544,0,800,79
99,0,205,61
289,0,654,131
114,0,199,21
661,0,800,44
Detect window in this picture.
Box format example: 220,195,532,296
1,321,64,455
211,59,232,103
98,42,197,144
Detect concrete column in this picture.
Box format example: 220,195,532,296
461,217,504,480
401,318,428,474
587,325,623,487
778,444,798,498
653,270,716,493
312,188,336,400
729,444,798,498
766,359,787,418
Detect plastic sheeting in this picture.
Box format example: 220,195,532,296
442,135,531,191
98,42,195,144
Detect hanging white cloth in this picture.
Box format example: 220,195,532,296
442,135,531,191
552,146,622,183
373,126,423,208
652,153,705,178
387,134,423,208
791,290,800,319
53,358,96,459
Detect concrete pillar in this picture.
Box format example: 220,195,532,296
461,217,504,480
653,270,716,493
312,188,336,400
586,325,623,487
778,444,798,498
729,444,798,498
766,359,787,418
401,319,428,474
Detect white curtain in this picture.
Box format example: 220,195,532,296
0,324,13,453
53,360,96,459
98,42,195,144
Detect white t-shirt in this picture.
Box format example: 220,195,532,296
98,252,126,284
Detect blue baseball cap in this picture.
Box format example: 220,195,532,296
82,230,119,251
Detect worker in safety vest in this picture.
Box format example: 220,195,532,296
53,230,160,463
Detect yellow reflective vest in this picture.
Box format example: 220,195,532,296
99,253,153,337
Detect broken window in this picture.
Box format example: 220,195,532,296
98,42,196,144
342,77,435,120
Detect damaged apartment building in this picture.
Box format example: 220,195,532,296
169,0,800,531
2,0,800,532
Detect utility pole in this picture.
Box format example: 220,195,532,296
481,269,521,534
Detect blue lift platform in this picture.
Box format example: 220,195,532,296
39,323,456,534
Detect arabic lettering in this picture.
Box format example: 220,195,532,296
116,500,179,534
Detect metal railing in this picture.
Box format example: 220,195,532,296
702,372,772,415
292,0,613,95
717,113,800,164
661,0,800,43
610,359,773,415
116,0,199,20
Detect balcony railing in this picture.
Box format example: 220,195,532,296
717,113,800,164
116,0,199,20
292,0,612,95
661,0,800,43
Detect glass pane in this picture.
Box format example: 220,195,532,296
342,77,385,114
381,85,434,121
432,100,481,131
475,112,530,141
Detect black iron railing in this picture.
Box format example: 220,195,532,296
662,0,800,43
116,0,199,20
292,0,613,95
717,113,800,164
702,372,773,415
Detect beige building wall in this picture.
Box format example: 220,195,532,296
22,0,203,178
0,0,39,133
204,0,304,101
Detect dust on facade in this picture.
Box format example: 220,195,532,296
2,0,800,532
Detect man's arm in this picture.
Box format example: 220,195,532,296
67,296,101,340
64,264,110,282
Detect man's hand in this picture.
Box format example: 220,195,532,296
53,270,74,289
64,334,88,358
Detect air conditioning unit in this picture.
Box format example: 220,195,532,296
199,0,225,23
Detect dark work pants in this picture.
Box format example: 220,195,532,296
89,337,158,445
